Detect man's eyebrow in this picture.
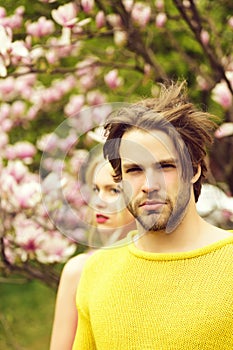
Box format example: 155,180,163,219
122,158,177,168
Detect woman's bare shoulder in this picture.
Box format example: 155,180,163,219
61,250,96,280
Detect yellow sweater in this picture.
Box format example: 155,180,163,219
72,232,233,349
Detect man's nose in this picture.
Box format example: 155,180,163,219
141,168,162,194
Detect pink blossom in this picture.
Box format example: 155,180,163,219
51,3,78,27
114,30,127,47
14,181,41,209
86,90,106,105
155,13,167,28
214,123,233,138
0,103,10,120
6,14,23,30
11,40,29,58
5,160,28,182
0,7,6,18
212,81,232,109
200,30,210,45
64,94,85,116
131,3,151,28
15,6,25,16
26,17,55,37
104,69,123,89
0,76,15,95
81,0,94,13
14,141,36,160
95,11,105,29
0,131,8,148
0,25,12,56
155,0,164,10
37,233,76,263
122,0,134,12
106,14,122,29
196,75,209,91
11,100,26,118
228,16,233,28
0,56,7,77
37,133,59,153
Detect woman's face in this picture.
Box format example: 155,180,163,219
90,161,135,235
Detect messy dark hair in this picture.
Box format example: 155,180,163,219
103,81,217,202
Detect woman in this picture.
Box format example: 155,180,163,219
49,147,136,350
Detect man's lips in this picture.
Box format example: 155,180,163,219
96,214,109,224
139,201,165,211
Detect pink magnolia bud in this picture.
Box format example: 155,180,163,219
228,16,233,28
0,56,7,77
26,16,55,37
14,141,36,160
96,11,105,29
52,2,78,27
155,13,167,28
15,6,25,16
215,123,233,138
200,30,210,45
155,0,164,10
11,100,25,117
0,6,6,18
104,69,123,89
64,94,85,117
212,81,232,109
14,182,41,209
122,0,134,12
0,131,8,148
131,3,151,28
114,30,127,47
6,160,28,183
86,90,106,105
81,0,94,13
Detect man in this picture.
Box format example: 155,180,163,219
72,81,233,349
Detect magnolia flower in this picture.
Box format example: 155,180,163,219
26,16,55,37
114,30,127,47
95,11,105,29
5,160,28,183
215,123,233,138
51,2,78,27
0,56,7,77
122,0,134,12
0,25,12,56
155,13,167,28
200,30,210,45
131,2,151,28
212,81,232,109
37,233,76,263
197,184,233,227
64,94,85,116
14,181,41,209
81,0,95,13
228,16,233,28
104,69,123,89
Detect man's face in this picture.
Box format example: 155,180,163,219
119,128,191,233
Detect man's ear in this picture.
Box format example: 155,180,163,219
191,164,201,184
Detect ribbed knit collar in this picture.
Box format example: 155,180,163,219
128,230,233,261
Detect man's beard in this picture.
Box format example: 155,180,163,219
125,184,191,234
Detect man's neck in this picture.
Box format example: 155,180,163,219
134,204,230,254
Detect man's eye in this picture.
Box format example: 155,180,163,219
126,167,142,173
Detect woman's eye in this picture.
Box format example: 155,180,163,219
110,188,121,194
92,186,99,193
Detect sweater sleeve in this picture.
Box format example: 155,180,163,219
72,307,96,350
